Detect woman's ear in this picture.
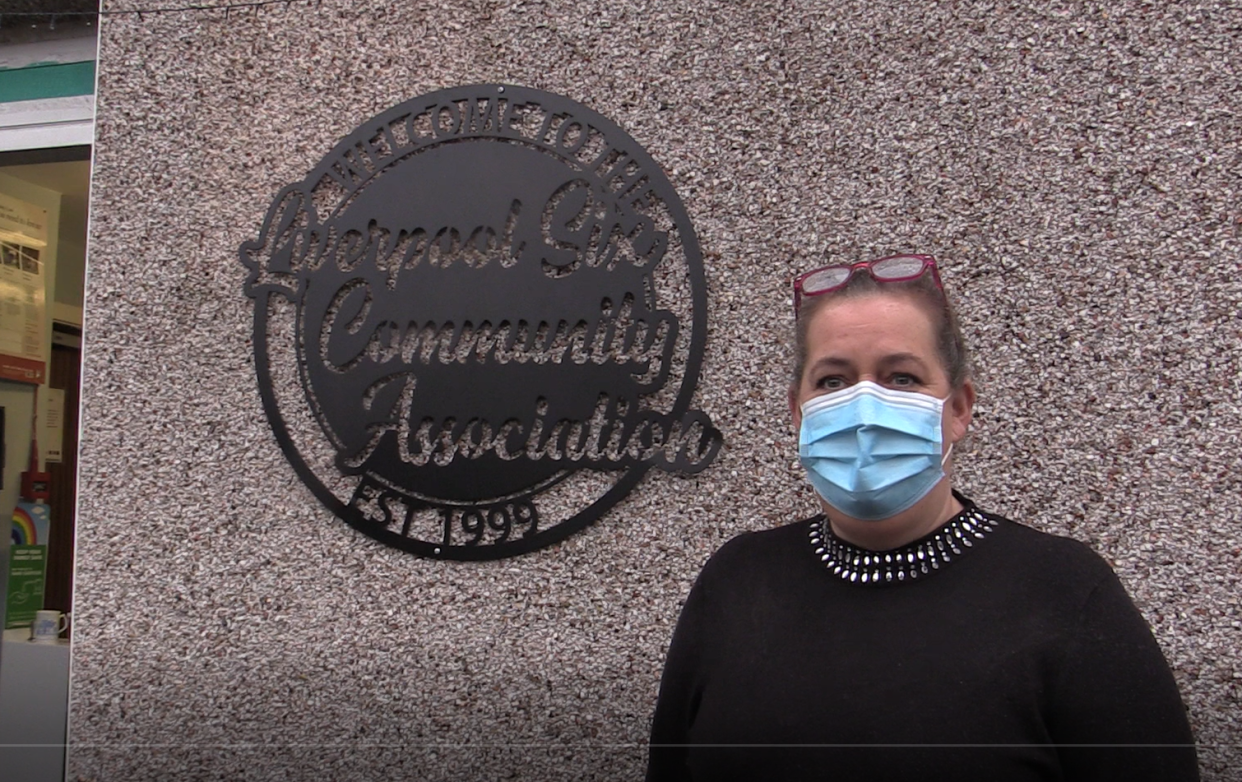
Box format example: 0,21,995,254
946,378,976,444
789,384,802,431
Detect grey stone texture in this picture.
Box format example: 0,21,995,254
71,0,1240,779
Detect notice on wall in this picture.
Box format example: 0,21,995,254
43,387,64,463
0,192,47,385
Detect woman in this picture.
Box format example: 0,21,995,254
646,255,1198,781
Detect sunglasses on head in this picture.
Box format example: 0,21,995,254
792,254,943,314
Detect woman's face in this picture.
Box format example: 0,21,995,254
789,292,974,445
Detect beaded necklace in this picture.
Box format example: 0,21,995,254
808,503,998,585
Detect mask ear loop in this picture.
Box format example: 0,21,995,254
940,442,954,468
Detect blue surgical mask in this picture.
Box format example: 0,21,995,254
798,381,952,521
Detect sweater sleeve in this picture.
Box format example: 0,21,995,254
1047,568,1199,781
645,535,745,782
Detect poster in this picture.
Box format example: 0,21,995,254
6,499,51,628
0,192,47,385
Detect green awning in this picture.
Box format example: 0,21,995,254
0,61,95,103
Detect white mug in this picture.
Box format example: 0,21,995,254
31,610,68,643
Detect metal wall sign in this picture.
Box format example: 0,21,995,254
240,85,720,560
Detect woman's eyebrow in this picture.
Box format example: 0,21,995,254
877,353,932,371
808,356,854,372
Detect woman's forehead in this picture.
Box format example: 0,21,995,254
805,293,940,357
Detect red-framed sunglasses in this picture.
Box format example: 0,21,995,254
792,254,943,314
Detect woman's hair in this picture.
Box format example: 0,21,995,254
791,271,971,389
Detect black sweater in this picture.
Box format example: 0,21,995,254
646,504,1198,782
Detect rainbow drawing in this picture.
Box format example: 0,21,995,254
11,507,37,545
11,501,50,546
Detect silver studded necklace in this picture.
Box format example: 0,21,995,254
808,503,999,586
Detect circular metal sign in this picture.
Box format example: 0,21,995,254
240,85,720,560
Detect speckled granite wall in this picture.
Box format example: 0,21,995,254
71,1,1241,779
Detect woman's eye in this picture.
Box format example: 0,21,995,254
817,376,847,390
889,373,918,388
